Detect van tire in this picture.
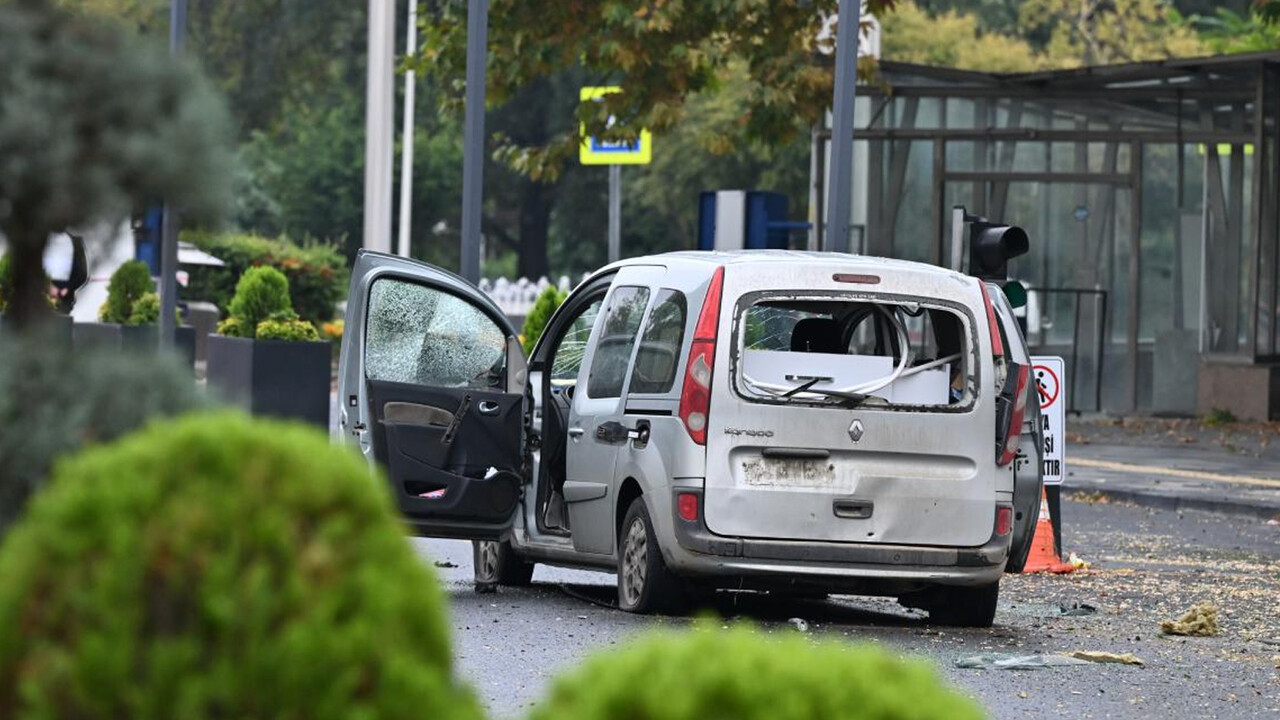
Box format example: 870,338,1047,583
617,498,686,615
930,582,999,627
472,539,535,592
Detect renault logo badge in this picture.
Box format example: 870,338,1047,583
848,419,864,443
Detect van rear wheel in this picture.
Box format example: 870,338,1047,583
618,498,686,614
929,582,999,627
472,539,534,593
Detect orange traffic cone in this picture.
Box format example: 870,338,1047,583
1021,488,1075,574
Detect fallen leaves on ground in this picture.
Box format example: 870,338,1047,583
1067,650,1145,666
1161,602,1220,637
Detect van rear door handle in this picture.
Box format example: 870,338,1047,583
568,427,585,438
833,500,873,519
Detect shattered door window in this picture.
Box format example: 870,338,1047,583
586,285,649,398
365,278,507,389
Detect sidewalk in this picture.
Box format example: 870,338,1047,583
1064,419,1280,521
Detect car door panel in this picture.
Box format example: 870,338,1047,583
564,267,665,556
337,250,526,540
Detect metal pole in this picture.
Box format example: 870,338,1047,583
824,0,861,253
362,0,395,254
396,0,419,258
950,206,965,272
608,165,621,263
158,0,187,350
459,0,489,283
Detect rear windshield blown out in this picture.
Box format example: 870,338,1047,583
736,297,971,408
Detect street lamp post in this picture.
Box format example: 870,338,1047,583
397,0,419,258
825,0,861,254
459,0,489,284
363,0,395,255
158,0,187,349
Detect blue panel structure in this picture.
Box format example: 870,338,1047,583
745,191,790,250
697,191,717,251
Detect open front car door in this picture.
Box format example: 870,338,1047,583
337,250,528,540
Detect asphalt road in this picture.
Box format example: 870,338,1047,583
413,499,1280,720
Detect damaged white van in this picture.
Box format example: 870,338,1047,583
336,250,1039,626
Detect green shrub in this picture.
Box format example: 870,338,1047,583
0,335,205,536
99,259,154,324
257,317,321,342
0,412,481,720
127,291,183,327
127,290,160,325
215,315,251,337
182,231,348,325
529,624,985,720
226,265,292,332
1205,408,1237,427
522,285,567,354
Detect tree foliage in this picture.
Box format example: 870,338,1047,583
1018,0,1206,66
0,335,206,537
0,0,233,329
882,2,1041,72
1190,1,1280,54
415,0,897,181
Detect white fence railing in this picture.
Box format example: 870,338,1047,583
478,276,575,319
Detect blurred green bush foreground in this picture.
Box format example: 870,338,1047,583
0,412,481,720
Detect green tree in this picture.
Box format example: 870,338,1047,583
882,2,1041,72
0,0,233,330
415,0,898,182
548,62,812,276
1019,0,1206,67
1191,2,1280,54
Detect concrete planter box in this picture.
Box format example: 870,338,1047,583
206,335,330,427
73,322,196,366
0,312,73,344
1196,361,1280,422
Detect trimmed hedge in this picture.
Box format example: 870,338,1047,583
0,412,481,720
227,265,292,331
257,317,321,341
182,231,348,325
529,624,986,720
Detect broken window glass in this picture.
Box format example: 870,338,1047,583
629,289,687,395
364,278,507,389
587,285,649,398
551,298,602,385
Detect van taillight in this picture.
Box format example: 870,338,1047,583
977,279,1004,359
997,364,1030,466
679,266,724,445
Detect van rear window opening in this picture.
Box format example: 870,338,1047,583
736,296,972,409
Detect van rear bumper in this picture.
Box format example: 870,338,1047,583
668,489,1009,584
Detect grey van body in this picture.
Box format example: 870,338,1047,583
337,250,1038,625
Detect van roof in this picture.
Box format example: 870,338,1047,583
599,250,971,283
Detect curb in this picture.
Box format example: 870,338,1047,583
1066,481,1280,522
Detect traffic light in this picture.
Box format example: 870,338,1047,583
968,221,1029,282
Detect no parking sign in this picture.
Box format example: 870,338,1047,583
1031,356,1065,485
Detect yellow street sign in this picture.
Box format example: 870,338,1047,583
579,86,652,165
